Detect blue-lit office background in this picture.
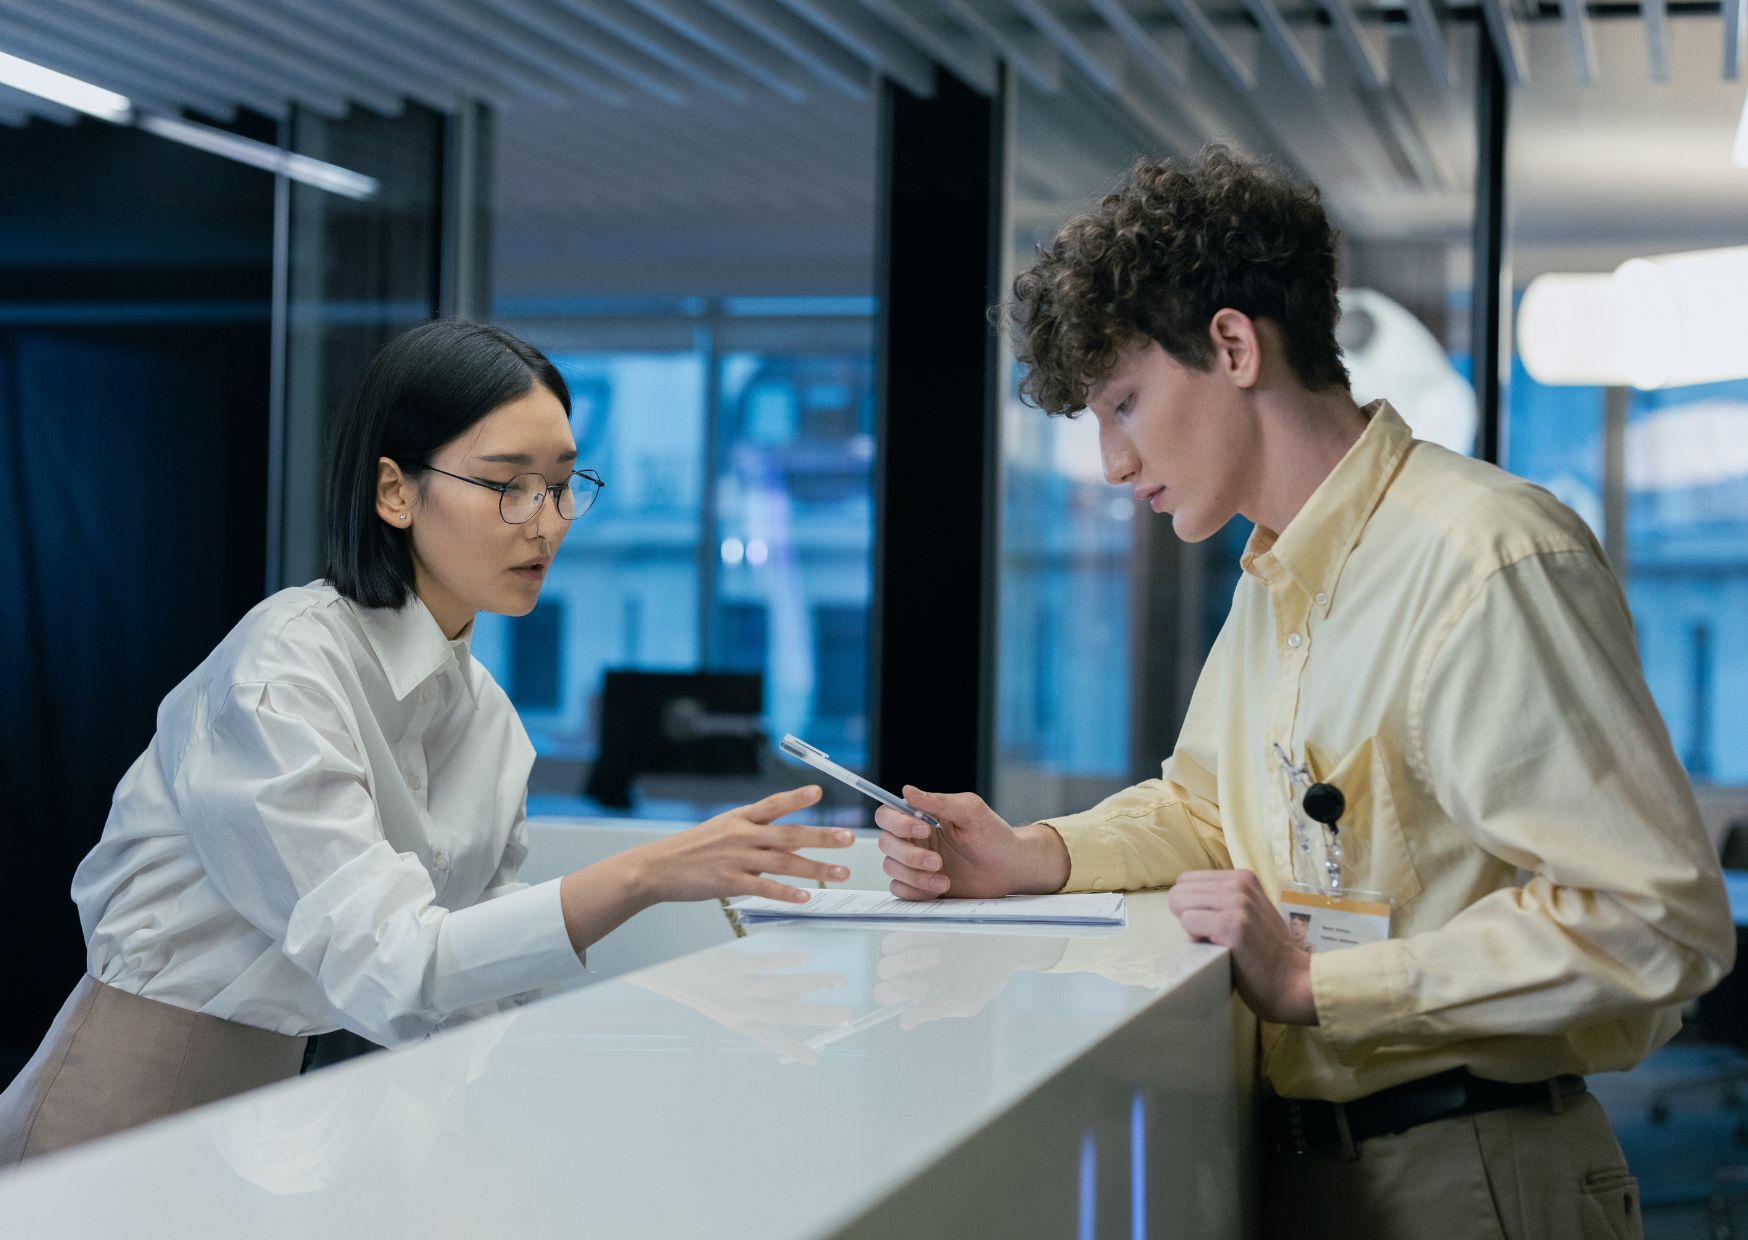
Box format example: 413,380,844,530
2,4,1746,1233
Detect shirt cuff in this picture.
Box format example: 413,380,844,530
1040,810,1128,893
432,878,588,1014
1310,938,1413,1059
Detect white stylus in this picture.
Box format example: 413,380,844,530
778,734,941,828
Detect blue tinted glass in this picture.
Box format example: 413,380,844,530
471,336,877,794
713,351,875,766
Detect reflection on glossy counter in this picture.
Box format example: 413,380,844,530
0,893,1239,1239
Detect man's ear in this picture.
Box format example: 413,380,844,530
375,457,415,528
1208,309,1263,390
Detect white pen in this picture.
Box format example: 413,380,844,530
777,734,942,828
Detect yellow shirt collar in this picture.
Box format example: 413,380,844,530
1240,399,1415,600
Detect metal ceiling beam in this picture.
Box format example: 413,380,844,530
0,0,295,118
1240,0,1322,90
409,0,631,106
1727,0,1745,79
853,0,998,94
1398,0,1452,89
1474,0,1529,86
543,0,755,101
1643,0,1670,82
624,0,814,100
934,0,1061,93
479,0,698,105
1370,77,1454,190
326,0,572,107
1011,0,1124,93
774,0,937,96
701,0,875,99
1318,0,1389,90
0,13,240,119
102,0,400,115
1555,0,1599,85
1164,0,1257,93
195,0,461,113
1087,0,1188,90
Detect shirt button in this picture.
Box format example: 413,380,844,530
433,849,449,871
1092,878,1107,890
405,770,422,791
420,685,433,704
1287,633,1303,649
1314,592,1328,608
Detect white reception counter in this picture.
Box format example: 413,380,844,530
0,890,1241,1239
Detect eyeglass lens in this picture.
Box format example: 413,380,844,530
499,472,601,524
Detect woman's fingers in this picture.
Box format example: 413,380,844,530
756,823,856,851
747,879,814,904
757,852,851,884
740,785,823,824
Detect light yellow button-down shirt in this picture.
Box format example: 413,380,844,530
1044,401,1735,1103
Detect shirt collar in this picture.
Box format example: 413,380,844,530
1240,399,1415,599
349,593,479,704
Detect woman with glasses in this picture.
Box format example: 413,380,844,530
0,319,852,1165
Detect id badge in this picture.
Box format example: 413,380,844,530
1278,883,1393,953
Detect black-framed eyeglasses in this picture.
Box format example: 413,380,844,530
420,466,604,525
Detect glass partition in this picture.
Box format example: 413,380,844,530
1507,15,1748,787
993,37,1477,820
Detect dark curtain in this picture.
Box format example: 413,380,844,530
0,326,269,1083
0,113,275,1085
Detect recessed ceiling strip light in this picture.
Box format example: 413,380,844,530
0,47,377,200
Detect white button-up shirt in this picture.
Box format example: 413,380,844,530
73,583,586,1047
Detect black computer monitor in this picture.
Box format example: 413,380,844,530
584,670,765,809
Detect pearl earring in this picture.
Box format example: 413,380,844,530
398,514,408,522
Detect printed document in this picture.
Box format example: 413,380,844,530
730,888,1126,926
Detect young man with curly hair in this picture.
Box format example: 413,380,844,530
872,146,1733,1238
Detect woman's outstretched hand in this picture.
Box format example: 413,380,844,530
559,785,856,952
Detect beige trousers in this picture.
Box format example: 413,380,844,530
0,976,307,1167
1263,1091,1641,1240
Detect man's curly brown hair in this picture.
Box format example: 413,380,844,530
1008,145,1349,415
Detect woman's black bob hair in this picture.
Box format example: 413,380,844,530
324,318,571,611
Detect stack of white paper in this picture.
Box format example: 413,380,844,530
730,888,1126,926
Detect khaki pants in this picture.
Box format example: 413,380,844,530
1263,1091,1640,1240
0,976,307,1167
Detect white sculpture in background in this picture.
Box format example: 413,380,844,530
1337,287,1479,457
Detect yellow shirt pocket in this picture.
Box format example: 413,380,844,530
1301,735,1423,909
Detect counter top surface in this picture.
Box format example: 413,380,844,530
0,892,1226,1239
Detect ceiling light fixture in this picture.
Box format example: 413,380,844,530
1519,247,1748,389
136,114,378,200
0,47,376,200
0,48,131,122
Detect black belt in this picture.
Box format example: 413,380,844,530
1268,1068,1588,1157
